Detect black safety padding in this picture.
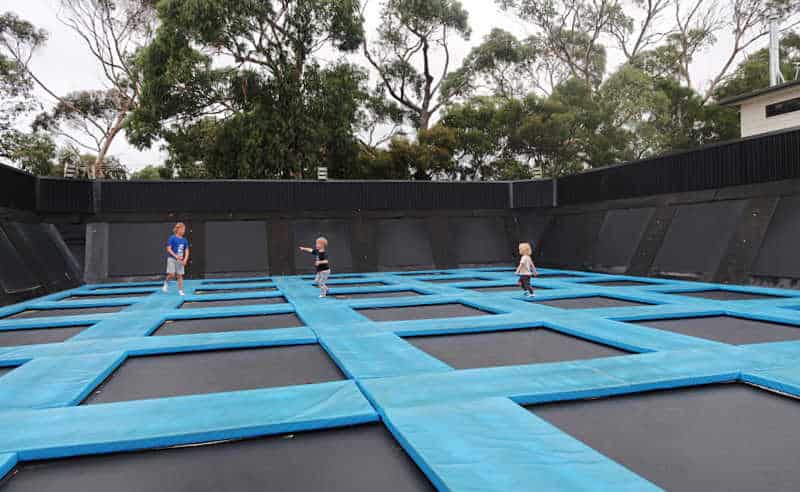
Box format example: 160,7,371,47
448,217,513,265
108,223,182,277
536,212,605,267
0,226,40,294
752,195,800,278
375,219,435,269
2,222,82,291
204,221,268,274
651,200,746,278
592,208,654,271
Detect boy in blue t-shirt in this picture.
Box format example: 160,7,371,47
163,222,190,296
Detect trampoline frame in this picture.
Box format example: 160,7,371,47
3,267,800,490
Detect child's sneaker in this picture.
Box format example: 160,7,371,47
179,290,185,296
162,282,168,293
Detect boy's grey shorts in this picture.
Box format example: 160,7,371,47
166,257,185,275
315,270,330,285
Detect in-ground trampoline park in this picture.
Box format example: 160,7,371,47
3,128,800,491
4,269,800,491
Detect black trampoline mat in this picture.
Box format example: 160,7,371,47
0,367,12,379
5,306,125,320
202,278,271,285
632,315,800,345
194,287,277,295
324,282,387,288
0,325,89,347
334,291,422,300
676,290,784,301
180,297,288,309
93,283,161,291
357,303,493,322
154,314,304,336
537,297,649,310
530,384,800,492
405,328,628,369
82,345,344,404
0,423,435,492
585,280,654,287
423,277,488,284
62,293,148,301
466,285,549,293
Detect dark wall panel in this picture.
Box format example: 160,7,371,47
291,220,353,274
3,222,81,290
375,219,435,269
592,208,655,272
37,179,94,213
98,181,510,213
512,180,553,208
752,196,800,278
205,221,269,274
449,217,513,265
0,226,40,294
537,212,606,267
515,212,553,253
0,164,36,211
651,201,746,278
108,223,177,277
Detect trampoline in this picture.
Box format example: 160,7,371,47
3,267,800,491
529,384,800,492
632,315,800,345
0,424,433,492
0,325,89,347
356,303,494,322
536,296,651,309
180,297,288,309
675,289,785,301
83,345,343,404
583,280,655,287
153,313,304,336
422,277,488,284
61,293,146,301
404,328,629,369
333,290,423,300
194,287,276,295
4,306,125,320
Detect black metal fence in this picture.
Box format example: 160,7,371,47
5,127,800,214
556,128,800,205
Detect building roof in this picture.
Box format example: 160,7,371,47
719,79,800,106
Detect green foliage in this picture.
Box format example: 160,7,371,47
715,31,800,101
131,165,171,180
129,0,367,179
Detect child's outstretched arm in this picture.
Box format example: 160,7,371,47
298,246,313,253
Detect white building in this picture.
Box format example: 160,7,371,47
720,80,800,138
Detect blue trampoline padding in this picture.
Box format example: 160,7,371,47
0,453,17,481
383,397,661,492
543,317,723,353
320,333,452,379
362,347,742,411
0,380,377,461
0,328,318,365
0,313,119,331
0,353,124,410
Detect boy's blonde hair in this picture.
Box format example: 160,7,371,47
316,237,328,248
518,242,532,256
173,222,186,234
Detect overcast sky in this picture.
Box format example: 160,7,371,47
5,0,767,173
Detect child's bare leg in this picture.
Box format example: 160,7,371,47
177,274,184,292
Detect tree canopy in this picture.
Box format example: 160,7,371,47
1,1,798,180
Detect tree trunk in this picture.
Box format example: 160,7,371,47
94,104,129,180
